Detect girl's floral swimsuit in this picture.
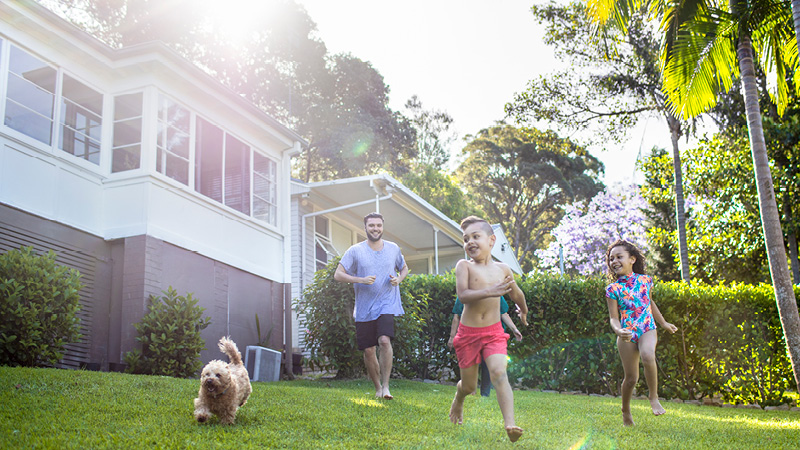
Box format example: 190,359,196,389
605,273,656,344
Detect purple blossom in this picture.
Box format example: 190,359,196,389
536,186,649,275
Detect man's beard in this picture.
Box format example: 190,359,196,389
367,231,382,242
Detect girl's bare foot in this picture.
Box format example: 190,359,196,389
622,408,635,427
505,425,523,442
449,393,464,425
650,397,666,415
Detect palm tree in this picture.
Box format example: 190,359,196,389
587,0,800,390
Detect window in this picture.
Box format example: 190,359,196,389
195,117,223,202
314,216,338,270
112,92,143,172
59,74,102,164
253,153,277,226
5,45,56,145
156,95,190,185
224,134,250,215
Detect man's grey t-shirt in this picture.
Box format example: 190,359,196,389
339,240,406,322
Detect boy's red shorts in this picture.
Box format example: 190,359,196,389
453,322,509,368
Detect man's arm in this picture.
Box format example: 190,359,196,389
334,263,375,285
390,263,409,286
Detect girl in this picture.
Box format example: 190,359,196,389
605,240,677,427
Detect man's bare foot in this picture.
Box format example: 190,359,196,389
622,409,635,427
449,392,464,425
382,387,393,400
505,425,523,442
650,398,666,415
375,389,382,399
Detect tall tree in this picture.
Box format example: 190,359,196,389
586,0,800,389
455,124,604,271
507,1,692,281
404,95,456,171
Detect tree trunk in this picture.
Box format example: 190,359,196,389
737,33,800,392
667,115,691,283
784,197,800,284
792,0,800,57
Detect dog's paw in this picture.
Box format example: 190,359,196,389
195,413,209,423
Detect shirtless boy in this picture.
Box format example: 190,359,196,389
449,216,529,442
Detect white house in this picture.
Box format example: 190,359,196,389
0,0,304,371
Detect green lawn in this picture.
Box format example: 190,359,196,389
1,366,798,449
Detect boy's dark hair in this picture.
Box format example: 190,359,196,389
363,212,384,225
460,216,494,235
606,239,646,278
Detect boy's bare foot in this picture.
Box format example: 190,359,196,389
505,425,523,442
449,392,464,425
622,409,635,427
650,398,665,415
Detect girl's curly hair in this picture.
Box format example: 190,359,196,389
605,239,646,279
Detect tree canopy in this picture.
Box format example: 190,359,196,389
455,124,604,271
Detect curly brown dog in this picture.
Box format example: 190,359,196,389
193,337,252,425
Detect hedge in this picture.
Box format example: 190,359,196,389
298,265,799,406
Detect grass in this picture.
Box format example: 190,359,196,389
1,366,798,449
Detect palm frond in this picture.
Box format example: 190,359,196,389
661,6,739,118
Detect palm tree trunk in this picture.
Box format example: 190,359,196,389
792,1,800,55
783,192,800,284
667,115,691,282
737,33,800,391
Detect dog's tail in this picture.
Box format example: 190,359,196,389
218,336,243,366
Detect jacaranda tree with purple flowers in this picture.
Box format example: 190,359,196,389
537,186,649,275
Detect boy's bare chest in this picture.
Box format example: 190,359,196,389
468,265,505,288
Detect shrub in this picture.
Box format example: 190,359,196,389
0,246,83,367
124,287,210,378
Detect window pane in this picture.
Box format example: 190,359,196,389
253,152,277,225
224,135,250,214
114,92,142,121
112,93,142,173
195,117,224,202
113,118,142,148
59,75,102,164
4,100,53,144
156,95,189,185
166,153,189,185
62,74,102,115
112,144,141,172
5,46,55,144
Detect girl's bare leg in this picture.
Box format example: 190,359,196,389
450,365,479,425
485,353,523,442
638,330,665,415
617,337,640,426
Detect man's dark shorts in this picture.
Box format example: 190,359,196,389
355,314,395,350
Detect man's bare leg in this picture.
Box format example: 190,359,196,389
378,335,393,399
638,330,665,415
363,346,381,398
617,337,640,426
485,353,523,442
450,365,478,425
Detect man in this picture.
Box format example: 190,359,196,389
334,212,409,399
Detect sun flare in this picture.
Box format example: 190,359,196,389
199,0,283,43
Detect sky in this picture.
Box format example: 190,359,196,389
293,0,676,185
